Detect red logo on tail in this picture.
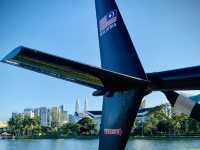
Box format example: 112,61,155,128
104,128,123,136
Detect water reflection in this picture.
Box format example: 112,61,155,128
0,138,200,150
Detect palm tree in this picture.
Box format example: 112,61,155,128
8,118,16,135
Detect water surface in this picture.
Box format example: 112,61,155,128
0,138,200,150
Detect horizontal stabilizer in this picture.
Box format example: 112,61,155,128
147,66,200,90
2,46,148,91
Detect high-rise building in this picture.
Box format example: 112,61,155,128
51,106,60,127
75,98,80,114
59,105,64,124
12,112,19,119
34,108,40,117
10,104,68,128
59,105,64,112
47,109,52,127
40,107,48,126
24,108,34,118
63,111,68,123
84,97,88,113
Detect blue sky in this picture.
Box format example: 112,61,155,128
0,0,200,121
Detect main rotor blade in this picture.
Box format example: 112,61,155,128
147,66,200,91
1,46,148,91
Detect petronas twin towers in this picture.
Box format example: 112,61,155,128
75,97,88,114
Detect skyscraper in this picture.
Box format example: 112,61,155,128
63,111,68,123
39,107,48,126
47,108,52,127
34,108,40,117
24,108,34,118
59,105,64,125
75,98,80,114
12,112,19,119
51,106,60,127
84,97,88,113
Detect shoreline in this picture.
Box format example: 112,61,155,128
4,135,200,140
15,135,99,140
129,136,200,140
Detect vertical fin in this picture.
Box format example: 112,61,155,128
99,90,145,149
95,0,146,79
94,0,147,149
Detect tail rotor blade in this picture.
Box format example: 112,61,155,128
163,91,200,121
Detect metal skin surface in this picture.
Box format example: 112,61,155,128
2,46,148,91
147,67,200,90
99,90,145,150
3,47,200,92
95,0,147,149
95,0,147,79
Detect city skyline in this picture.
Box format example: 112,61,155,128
5,92,200,122
12,99,87,114
1,0,200,121
9,98,101,128
10,98,91,121
1,95,102,121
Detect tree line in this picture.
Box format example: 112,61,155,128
8,116,97,138
133,104,200,136
7,104,200,138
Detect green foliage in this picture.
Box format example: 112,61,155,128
134,104,200,136
8,115,41,136
157,120,173,133
60,117,97,136
8,105,200,138
78,117,97,135
8,115,97,138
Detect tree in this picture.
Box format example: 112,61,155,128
157,120,173,134
8,118,16,135
8,115,40,137
78,117,97,135
60,117,97,136
60,123,74,135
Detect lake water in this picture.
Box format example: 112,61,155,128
0,138,200,150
